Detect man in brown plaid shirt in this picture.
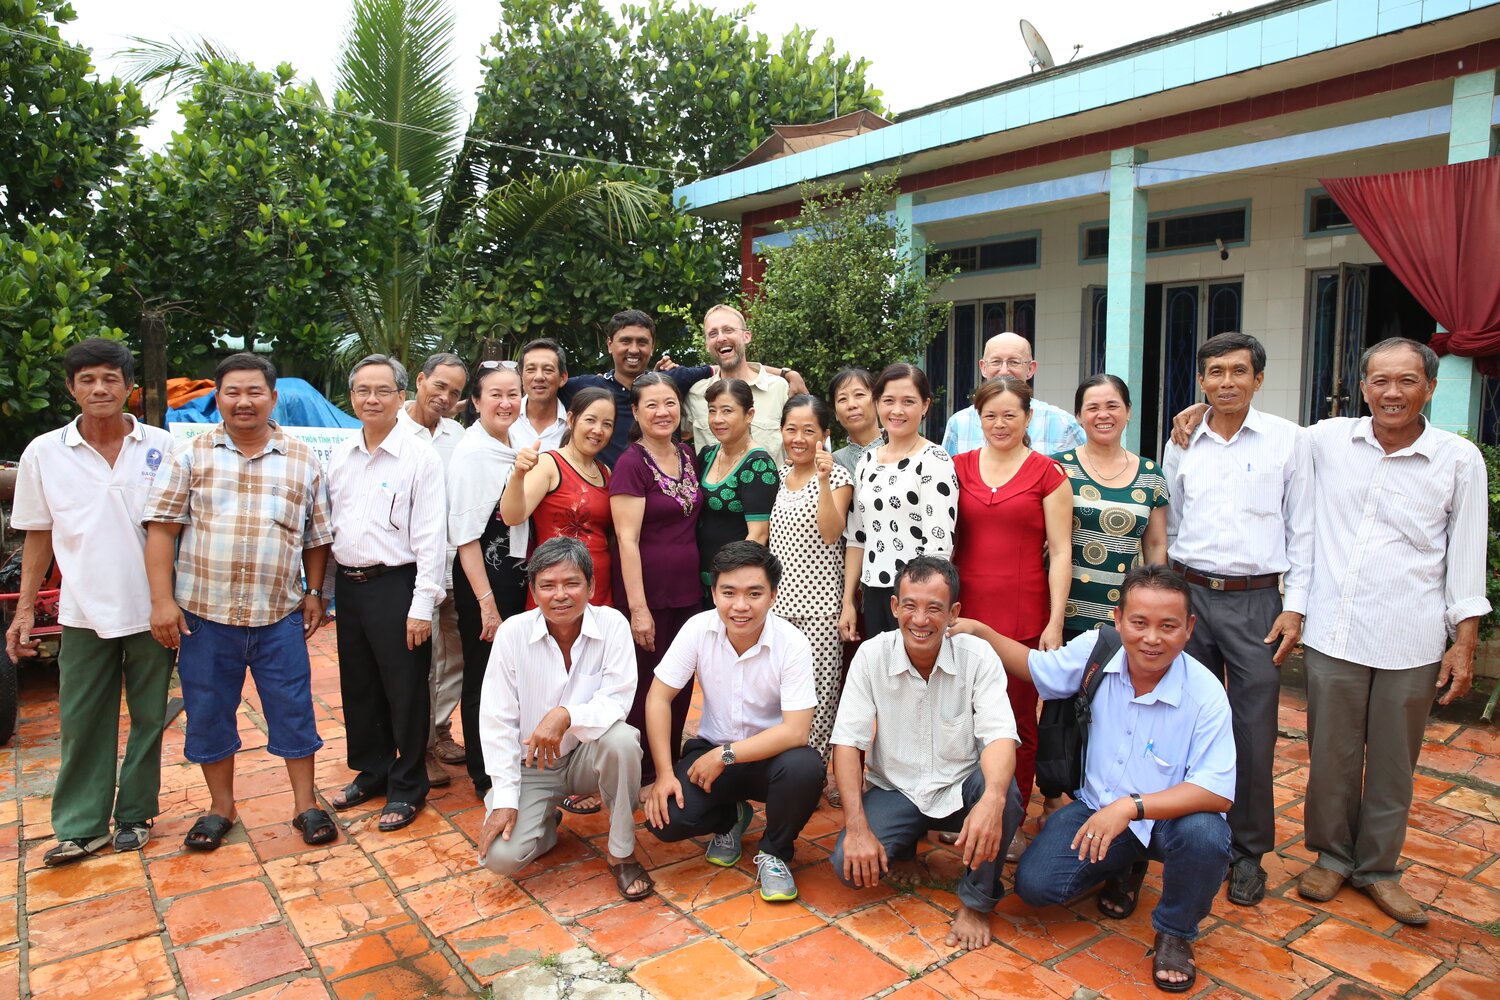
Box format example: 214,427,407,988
143,353,339,851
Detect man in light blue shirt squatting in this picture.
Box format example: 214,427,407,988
941,332,1084,457
955,564,1234,995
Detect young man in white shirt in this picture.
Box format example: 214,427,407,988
477,537,651,901
511,338,570,451
8,339,176,865
642,541,823,902
829,556,1023,951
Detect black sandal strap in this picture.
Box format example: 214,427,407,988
1152,931,1197,994
184,813,235,851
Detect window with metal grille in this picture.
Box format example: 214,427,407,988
1082,204,1249,260
927,234,1039,274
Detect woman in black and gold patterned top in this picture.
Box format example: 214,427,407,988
1051,374,1170,639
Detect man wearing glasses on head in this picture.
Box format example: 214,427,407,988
941,333,1084,457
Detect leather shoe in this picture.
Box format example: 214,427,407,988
433,735,467,764
1227,857,1266,906
425,751,452,787
1364,879,1428,925
1005,827,1030,864
1296,865,1345,902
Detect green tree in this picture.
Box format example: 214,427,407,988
746,173,954,406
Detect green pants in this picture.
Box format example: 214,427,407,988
51,627,172,840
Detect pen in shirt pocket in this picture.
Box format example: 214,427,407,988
1142,739,1172,767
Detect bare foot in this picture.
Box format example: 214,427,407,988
638,782,654,805
945,905,992,950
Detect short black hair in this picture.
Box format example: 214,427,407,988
708,540,782,590
527,536,594,586
420,352,467,379
895,556,960,604
64,338,134,384
1360,337,1438,381
704,377,753,412
1196,332,1266,376
1119,564,1192,617
827,367,875,400
519,337,568,375
1074,373,1131,414
780,393,833,432
605,309,656,340
215,352,277,391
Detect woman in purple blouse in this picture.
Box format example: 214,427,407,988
609,371,703,789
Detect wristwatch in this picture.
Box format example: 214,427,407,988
305,588,324,599
1131,793,1146,820
720,744,736,766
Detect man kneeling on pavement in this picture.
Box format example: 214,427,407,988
478,537,653,901
829,556,1026,951
960,563,1235,994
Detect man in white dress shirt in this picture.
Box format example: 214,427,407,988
325,355,447,832
511,338,570,451
1296,338,1490,926
643,541,823,902
681,305,794,463
397,352,468,786
477,537,651,900
1161,331,1311,908
829,557,1023,951
941,332,1085,457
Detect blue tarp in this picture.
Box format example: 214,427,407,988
166,377,359,429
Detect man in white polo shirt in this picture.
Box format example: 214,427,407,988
511,338,570,451
7,338,176,865
642,540,823,902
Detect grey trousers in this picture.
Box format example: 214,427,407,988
1303,647,1439,886
427,590,463,744
482,720,642,874
1182,582,1282,864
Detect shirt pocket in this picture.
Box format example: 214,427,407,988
1237,471,1283,518
384,489,410,532
935,716,977,764
1385,493,1446,556
268,484,306,532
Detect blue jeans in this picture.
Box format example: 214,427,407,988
1014,800,1230,941
830,768,1023,913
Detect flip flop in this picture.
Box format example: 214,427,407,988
292,807,338,845
609,860,655,901
1097,861,1149,920
560,794,602,815
1151,931,1197,993
184,813,236,852
331,782,384,811
377,801,424,832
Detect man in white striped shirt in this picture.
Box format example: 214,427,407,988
1162,332,1312,908
1296,338,1490,926
325,355,448,833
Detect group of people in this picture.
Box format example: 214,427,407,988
5,307,1487,994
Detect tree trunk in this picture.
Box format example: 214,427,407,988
478,337,508,363
140,310,169,428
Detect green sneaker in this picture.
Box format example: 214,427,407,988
754,852,799,901
705,801,753,867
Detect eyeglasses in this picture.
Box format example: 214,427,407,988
351,387,401,400
986,358,1033,371
478,359,519,371
705,326,744,337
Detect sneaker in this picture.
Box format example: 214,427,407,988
113,821,152,853
705,801,753,868
754,852,799,901
43,835,110,867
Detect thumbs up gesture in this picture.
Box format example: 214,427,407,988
515,441,541,474
814,439,833,481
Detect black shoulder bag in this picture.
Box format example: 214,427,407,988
1033,626,1122,800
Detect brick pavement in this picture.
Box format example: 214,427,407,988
3,631,1499,999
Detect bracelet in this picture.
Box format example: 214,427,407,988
1131,793,1146,820
478,589,493,602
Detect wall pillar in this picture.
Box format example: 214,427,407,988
1105,147,1148,452
1431,70,1497,434
895,192,926,278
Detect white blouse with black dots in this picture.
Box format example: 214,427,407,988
843,443,959,589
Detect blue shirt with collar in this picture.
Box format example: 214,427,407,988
1026,631,1236,846
561,365,713,467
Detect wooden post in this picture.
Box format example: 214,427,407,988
477,337,507,363
140,310,168,428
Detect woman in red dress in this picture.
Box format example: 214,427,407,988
950,375,1073,858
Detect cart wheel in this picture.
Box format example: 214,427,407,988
0,645,15,746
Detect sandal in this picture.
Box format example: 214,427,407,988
1151,931,1197,993
560,794,602,815
609,859,655,901
331,782,383,811
377,800,423,832
292,807,337,845
184,813,236,852
1097,861,1149,920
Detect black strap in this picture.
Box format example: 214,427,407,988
1079,626,1121,705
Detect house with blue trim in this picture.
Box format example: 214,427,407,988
675,0,1500,455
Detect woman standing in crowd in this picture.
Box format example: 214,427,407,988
841,363,958,641
447,361,528,798
694,378,778,590
499,387,617,607
950,375,1073,857
1052,374,1168,640
769,394,853,805
610,372,703,789
829,367,882,479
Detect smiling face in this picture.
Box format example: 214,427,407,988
781,404,824,469
707,394,752,446
632,382,680,442
893,572,958,664
1360,344,1434,437
608,325,654,380
703,307,750,371
532,560,594,626
1113,585,1194,682
568,398,615,458
475,368,523,438
834,379,876,438
67,363,133,421
413,363,466,427
218,368,277,436
979,389,1029,452
350,363,403,434
521,346,566,404
1079,383,1129,447
877,377,929,444
711,565,776,644
978,333,1036,382
1197,348,1263,420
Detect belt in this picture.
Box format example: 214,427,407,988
336,563,411,583
1170,560,1281,592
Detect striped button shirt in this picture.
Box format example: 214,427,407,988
942,398,1085,458
1303,416,1491,669
143,423,333,627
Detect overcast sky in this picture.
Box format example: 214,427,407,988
66,0,1232,157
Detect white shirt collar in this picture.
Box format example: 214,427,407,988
705,610,774,659
526,604,605,645
1349,415,1438,459
1192,404,1264,445
63,413,146,447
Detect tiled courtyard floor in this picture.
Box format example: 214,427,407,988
3,632,1499,999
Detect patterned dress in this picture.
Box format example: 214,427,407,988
1051,450,1170,635
769,463,853,760
694,444,778,581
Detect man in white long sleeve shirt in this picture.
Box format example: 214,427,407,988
478,538,651,901
325,355,448,833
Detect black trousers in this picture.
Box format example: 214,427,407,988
335,565,431,805
453,553,528,794
862,585,898,637
649,737,823,861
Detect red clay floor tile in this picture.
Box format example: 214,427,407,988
174,924,313,1000
1289,917,1440,994
754,925,907,999
574,897,708,968
631,938,778,1000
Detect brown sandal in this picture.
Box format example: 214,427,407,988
1151,931,1197,993
609,860,655,902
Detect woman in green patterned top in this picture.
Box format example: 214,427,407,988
694,378,778,587
1051,374,1170,639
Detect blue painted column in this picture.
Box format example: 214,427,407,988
895,192,926,278
1431,70,1497,434
1105,147,1148,452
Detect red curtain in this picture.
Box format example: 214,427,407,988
1321,157,1500,376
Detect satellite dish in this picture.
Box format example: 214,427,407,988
1020,19,1055,72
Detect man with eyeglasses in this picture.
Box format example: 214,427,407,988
324,355,448,832
681,304,804,464
941,332,1084,457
